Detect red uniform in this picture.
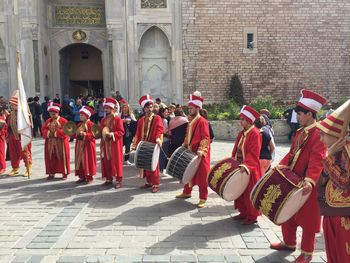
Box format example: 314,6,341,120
318,142,350,263
133,113,164,186
279,124,327,254
42,117,70,175
0,116,7,172
232,125,262,221
182,114,211,200
6,112,32,169
100,113,124,182
74,120,96,181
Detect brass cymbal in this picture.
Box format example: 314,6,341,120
91,123,102,139
63,121,77,136
102,126,110,140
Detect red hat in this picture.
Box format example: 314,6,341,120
103,97,118,110
297,89,327,113
240,105,260,123
47,102,61,113
139,95,153,108
188,91,204,109
120,99,128,105
79,106,94,119
317,99,350,138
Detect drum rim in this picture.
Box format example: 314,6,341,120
151,144,160,171
275,187,311,225
182,155,200,184
134,141,143,169
166,146,197,179
221,169,249,201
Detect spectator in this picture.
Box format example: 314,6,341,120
72,99,83,124
33,96,42,137
283,103,299,141
322,102,334,120
115,91,123,102
41,96,50,121
155,98,167,109
168,104,176,120
168,108,188,156
120,100,136,165
153,103,160,114
199,108,215,143
97,99,105,123
53,93,60,104
158,107,169,173
255,116,275,174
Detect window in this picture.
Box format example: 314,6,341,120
243,27,258,54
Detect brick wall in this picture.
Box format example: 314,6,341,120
182,0,350,104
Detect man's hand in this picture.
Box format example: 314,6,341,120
240,167,246,174
107,132,113,139
328,137,346,156
197,151,203,157
302,181,313,196
156,138,162,146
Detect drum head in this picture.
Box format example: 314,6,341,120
151,144,160,171
222,170,249,201
276,188,311,225
182,156,201,184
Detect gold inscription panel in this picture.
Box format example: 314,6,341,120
55,6,105,26
141,0,167,8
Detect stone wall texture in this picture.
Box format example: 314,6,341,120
182,0,350,104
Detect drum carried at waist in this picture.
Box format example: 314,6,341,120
250,166,311,225
208,158,249,201
134,141,160,171
166,146,201,184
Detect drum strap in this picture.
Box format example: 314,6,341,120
145,116,155,141
288,130,310,170
188,120,200,146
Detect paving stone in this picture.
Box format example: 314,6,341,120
142,255,171,262
27,256,45,263
170,255,197,262
57,256,86,263
197,255,225,262
224,255,241,263
11,255,30,263
85,256,116,263
252,255,269,263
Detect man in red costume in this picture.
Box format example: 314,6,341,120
100,98,124,188
42,102,70,180
74,106,96,184
317,99,350,263
132,95,163,193
270,89,327,263
6,93,32,177
176,91,211,208
0,105,8,174
231,105,262,224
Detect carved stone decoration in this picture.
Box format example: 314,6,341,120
55,6,105,26
141,0,167,9
72,30,87,42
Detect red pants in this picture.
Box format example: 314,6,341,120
144,169,160,186
101,158,122,182
323,216,350,263
183,175,208,200
281,219,316,254
9,136,32,168
0,135,6,170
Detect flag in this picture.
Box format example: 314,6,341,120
16,54,32,150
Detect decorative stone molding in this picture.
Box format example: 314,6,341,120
137,23,171,50
141,0,167,9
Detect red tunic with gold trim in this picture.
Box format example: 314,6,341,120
231,125,262,220
318,143,350,263
100,114,124,181
279,124,326,234
42,117,70,175
0,116,7,171
133,113,164,186
182,115,211,200
6,112,32,169
74,120,96,179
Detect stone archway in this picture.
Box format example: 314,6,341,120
138,26,172,102
59,43,103,98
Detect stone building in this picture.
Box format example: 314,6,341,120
0,0,349,105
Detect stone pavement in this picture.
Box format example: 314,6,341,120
0,139,327,263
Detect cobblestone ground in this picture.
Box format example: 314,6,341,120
0,139,326,263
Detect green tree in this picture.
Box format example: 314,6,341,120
229,74,245,106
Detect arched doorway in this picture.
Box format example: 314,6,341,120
59,44,103,98
139,27,172,101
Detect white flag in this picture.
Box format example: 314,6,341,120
17,56,32,150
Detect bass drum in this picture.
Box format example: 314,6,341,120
134,141,160,171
